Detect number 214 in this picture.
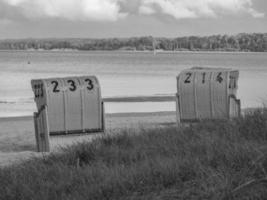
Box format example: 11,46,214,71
184,72,224,84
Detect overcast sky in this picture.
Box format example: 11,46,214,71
0,0,266,39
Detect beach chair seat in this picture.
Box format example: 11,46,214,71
31,76,105,152
176,67,240,122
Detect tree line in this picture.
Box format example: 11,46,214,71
0,33,266,52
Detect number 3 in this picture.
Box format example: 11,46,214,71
85,79,94,90
67,80,76,91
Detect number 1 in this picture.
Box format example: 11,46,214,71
202,72,206,83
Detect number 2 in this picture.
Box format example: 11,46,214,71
51,81,60,93
184,73,192,84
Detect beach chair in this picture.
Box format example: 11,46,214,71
176,67,241,123
31,76,105,152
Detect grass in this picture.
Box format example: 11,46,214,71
1,109,267,199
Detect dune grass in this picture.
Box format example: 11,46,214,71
1,109,267,200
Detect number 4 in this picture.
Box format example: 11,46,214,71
216,72,223,83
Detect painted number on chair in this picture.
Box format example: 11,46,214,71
85,79,94,91
67,80,77,92
51,81,60,93
184,73,192,84
216,72,223,83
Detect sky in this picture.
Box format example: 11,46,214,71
0,0,266,39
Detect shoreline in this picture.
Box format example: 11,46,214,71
0,49,266,54
0,111,176,121
0,107,264,167
0,106,260,122
0,111,177,167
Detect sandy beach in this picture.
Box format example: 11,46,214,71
0,112,177,167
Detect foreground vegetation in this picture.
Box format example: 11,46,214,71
0,33,267,52
1,110,267,199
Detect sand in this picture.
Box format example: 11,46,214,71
0,112,177,167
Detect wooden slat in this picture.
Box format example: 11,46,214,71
102,95,176,103
42,106,50,152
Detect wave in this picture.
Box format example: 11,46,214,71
0,94,175,105
0,97,34,104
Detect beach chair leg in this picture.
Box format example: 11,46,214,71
33,112,40,152
175,93,181,126
42,106,50,152
101,101,106,133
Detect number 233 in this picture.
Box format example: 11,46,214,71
51,79,94,93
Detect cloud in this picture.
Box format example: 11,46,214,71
0,0,127,21
139,0,265,19
0,0,264,22
0,19,11,25
248,8,265,18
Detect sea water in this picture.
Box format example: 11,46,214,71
0,50,267,117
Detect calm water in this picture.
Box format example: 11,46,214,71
0,50,267,117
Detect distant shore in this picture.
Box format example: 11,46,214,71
1,33,267,52
0,49,266,54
